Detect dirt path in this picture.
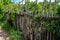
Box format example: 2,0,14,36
0,26,10,40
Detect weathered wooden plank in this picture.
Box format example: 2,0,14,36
54,0,56,16
37,16,60,21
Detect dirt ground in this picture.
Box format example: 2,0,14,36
0,26,10,40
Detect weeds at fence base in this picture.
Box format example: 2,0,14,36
0,21,23,40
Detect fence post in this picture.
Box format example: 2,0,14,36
54,0,56,17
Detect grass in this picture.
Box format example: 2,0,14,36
0,21,23,40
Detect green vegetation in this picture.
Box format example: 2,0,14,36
0,0,60,40
0,21,23,40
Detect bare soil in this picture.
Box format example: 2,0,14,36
0,26,10,40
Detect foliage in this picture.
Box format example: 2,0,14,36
0,0,60,40
0,3,5,21
57,5,60,16
0,21,23,40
